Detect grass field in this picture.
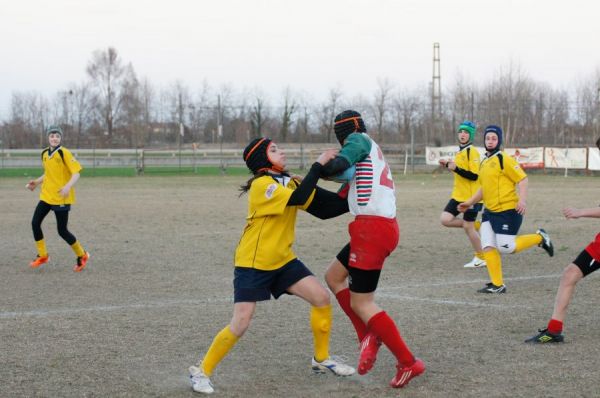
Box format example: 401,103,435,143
1,173,599,397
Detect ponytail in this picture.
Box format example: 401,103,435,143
239,170,269,196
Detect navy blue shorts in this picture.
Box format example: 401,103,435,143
233,258,314,303
444,199,482,222
482,209,522,235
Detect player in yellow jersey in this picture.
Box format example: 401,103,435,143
439,121,486,268
458,125,553,293
188,137,355,394
26,126,89,272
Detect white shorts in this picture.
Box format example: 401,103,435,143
480,221,516,254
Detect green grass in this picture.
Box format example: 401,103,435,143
0,166,252,178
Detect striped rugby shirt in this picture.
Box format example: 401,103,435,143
338,133,396,219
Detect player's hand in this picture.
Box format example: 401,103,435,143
316,149,338,165
457,202,471,213
438,159,448,168
516,200,527,215
26,180,37,191
446,161,456,171
58,186,70,198
563,207,581,219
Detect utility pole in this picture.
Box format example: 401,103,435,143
217,94,224,173
178,92,183,172
431,42,442,145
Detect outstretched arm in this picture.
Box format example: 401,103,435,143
287,149,338,206
563,207,600,219
305,186,349,219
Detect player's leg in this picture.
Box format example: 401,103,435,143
30,201,51,267
190,266,272,393
54,209,89,272
526,249,595,343
285,262,354,376
478,221,505,293
462,206,485,268
190,302,253,393
325,245,368,342
440,199,462,228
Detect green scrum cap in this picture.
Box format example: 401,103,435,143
457,121,476,142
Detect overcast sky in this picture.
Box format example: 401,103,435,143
1,0,599,118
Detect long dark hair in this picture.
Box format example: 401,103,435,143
239,170,269,196
596,137,600,150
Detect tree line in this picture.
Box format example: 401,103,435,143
2,47,599,149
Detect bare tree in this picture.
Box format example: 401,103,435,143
86,47,129,144
279,87,297,143
372,78,393,142
317,87,342,143
250,93,268,139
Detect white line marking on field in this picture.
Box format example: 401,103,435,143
379,273,563,290
0,297,232,319
0,273,563,319
378,292,528,309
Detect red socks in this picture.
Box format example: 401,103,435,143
335,288,367,341
547,318,563,334
367,311,414,367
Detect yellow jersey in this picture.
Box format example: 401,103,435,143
40,146,82,205
451,145,481,202
234,175,315,271
479,151,527,212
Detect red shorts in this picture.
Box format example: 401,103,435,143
584,232,600,261
348,216,399,271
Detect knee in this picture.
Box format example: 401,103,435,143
313,289,331,307
462,221,474,232
230,313,252,336
560,265,582,287
440,214,452,227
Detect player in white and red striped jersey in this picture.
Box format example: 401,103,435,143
320,110,425,389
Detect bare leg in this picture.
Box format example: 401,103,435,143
440,211,463,228
325,258,349,294
463,220,483,253
550,264,584,322
287,275,330,307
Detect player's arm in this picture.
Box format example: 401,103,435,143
26,174,45,191
457,188,483,213
563,207,600,219
59,173,80,198
446,154,478,181
449,164,478,181
515,177,528,215
287,163,323,206
288,149,338,206
305,186,349,219
320,133,370,178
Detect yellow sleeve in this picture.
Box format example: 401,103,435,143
249,177,293,216
503,155,527,183
469,149,481,174
62,148,83,174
